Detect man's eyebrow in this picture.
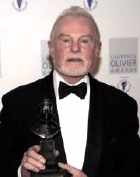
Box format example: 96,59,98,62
58,34,93,38
80,35,93,38
58,33,70,38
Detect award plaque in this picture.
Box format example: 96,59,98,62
31,98,66,177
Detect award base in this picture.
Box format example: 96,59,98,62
32,174,64,177
31,170,66,177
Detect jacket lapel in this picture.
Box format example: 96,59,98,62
82,76,103,177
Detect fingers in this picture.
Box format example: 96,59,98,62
21,145,46,173
58,162,87,177
58,162,75,174
21,145,60,175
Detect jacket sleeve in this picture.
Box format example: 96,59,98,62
0,93,24,177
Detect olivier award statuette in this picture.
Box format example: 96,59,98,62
31,98,66,177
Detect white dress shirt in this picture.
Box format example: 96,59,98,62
53,70,90,169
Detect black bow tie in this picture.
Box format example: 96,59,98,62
58,81,87,99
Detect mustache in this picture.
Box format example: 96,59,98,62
65,53,86,61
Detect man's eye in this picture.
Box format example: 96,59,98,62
62,38,71,43
80,38,90,44
82,39,89,43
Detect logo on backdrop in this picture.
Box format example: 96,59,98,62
109,38,138,74
42,55,52,76
12,0,27,12
41,40,52,76
117,78,131,93
84,0,98,11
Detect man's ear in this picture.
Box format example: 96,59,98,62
48,41,54,55
95,42,102,57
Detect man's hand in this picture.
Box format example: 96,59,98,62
21,145,46,177
20,145,87,177
58,162,88,177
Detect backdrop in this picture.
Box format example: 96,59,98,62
0,0,139,134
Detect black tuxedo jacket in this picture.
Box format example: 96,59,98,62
0,72,140,177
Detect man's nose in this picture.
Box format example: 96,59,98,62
70,41,81,52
